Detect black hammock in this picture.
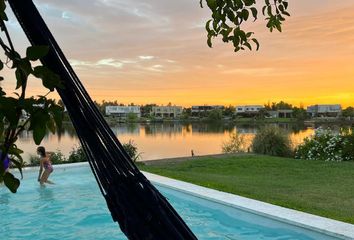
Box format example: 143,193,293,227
8,0,197,239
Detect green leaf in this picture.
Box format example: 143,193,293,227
250,7,258,21
15,68,24,90
29,110,50,145
33,124,47,145
0,0,6,12
49,104,64,130
241,9,249,21
252,38,260,50
3,172,20,193
0,11,8,21
0,115,4,137
283,2,289,9
47,118,56,134
19,59,32,75
0,86,5,96
207,35,213,48
282,11,290,17
205,19,212,32
206,0,217,10
0,97,18,127
32,66,62,91
10,158,24,180
26,45,49,61
244,41,252,50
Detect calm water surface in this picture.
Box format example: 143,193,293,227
17,122,317,162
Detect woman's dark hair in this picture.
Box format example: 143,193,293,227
37,146,46,157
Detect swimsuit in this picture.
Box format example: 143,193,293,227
44,161,53,172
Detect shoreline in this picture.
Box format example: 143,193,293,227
61,118,354,125
142,153,254,165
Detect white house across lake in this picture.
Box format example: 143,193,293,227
105,106,141,118
151,106,183,118
235,105,264,115
307,104,342,117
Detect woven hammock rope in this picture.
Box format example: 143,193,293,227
8,0,198,239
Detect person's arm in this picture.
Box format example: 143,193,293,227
38,158,43,182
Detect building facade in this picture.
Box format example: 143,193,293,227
307,104,342,117
151,106,183,118
105,106,141,118
268,110,293,118
235,105,264,115
191,105,224,116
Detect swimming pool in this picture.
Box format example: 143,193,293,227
0,165,343,239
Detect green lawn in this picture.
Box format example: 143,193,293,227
140,155,354,224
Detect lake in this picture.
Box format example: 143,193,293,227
16,122,323,163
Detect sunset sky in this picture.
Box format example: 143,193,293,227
2,0,354,107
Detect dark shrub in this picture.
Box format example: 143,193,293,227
252,125,293,157
68,146,87,163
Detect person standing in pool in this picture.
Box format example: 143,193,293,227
37,146,54,185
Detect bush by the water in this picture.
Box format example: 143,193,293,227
67,146,86,163
252,125,293,157
222,132,246,153
295,128,354,162
122,140,141,162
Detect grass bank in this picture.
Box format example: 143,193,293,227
140,154,354,224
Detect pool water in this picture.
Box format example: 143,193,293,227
0,165,339,240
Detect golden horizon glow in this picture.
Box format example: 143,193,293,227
1,1,354,108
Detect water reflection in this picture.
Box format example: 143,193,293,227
17,122,347,162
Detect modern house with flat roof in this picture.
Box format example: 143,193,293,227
268,110,293,118
105,106,141,118
191,105,224,116
307,104,342,117
235,105,265,117
235,105,264,114
151,106,183,118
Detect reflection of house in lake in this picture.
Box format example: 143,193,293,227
110,124,140,136
151,106,182,118
105,106,141,118
190,123,234,134
144,123,183,136
307,104,342,118
235,127,257,134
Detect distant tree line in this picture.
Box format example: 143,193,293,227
61,100,354,122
